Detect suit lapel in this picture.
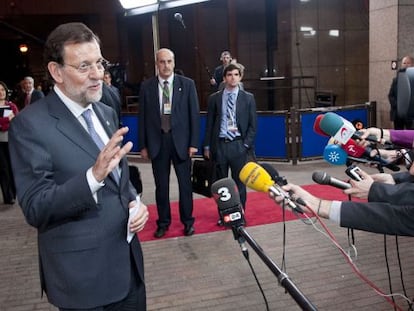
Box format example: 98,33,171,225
48,92,123,189
172,76,183,114
48,92,98,160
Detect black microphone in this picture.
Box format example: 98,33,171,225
211,177,245,229
174,12,186,29
211,177,247,254
259,162,307,207
312,171,351,190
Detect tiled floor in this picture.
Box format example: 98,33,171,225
1,158,413,310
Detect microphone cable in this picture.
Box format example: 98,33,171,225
345,193,358,260
239,242,270,311
383,235,414,311
301,205,411,311
395,236,414,311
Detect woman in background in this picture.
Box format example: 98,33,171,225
0,81,18,204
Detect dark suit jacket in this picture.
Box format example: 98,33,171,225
100,83,122,127
203,89,257,157
138,74,200,160
340,171,414,236
16,89,45,110
212,65,224,91
388,77,398,121
8,90,144,308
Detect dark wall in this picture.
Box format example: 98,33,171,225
0,0,369,111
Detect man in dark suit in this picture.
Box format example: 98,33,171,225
8,22,148,310
139,48,200,238
388,55,414,129
209,50,232,92
16,76,45,110
203,63,257,209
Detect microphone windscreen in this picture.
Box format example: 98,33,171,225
211,178,241,211
312,171,330,185
313,114,329,136
341,138,366,158
323,144,348,165
319,112,345,137
239,162,273,193
258,162,280,181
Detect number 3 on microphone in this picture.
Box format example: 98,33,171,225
217,187,232,202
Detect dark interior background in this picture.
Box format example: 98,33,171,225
0,0,369,111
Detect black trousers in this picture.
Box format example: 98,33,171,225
215,138,248,207
151,132,194,228
0,142,16,203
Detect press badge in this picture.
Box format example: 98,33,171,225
163,102,172,114
227,117,237,132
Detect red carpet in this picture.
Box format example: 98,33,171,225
138,184,357,242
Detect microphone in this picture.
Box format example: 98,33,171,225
323,144,348,165
174,12,186,29
318,112,386,145
341,138,400,171
318,112,356,144
211,178,248,254
312,171,351,190
239,162,303,214
211,177,245,228
323,140,400,171
313,114,329,137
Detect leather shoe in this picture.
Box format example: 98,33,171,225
154,226,168,238
184,225,195,236
217,219,224,226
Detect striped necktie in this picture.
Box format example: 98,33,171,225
226,93,236,140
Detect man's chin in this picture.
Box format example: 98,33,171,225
88,92,102,103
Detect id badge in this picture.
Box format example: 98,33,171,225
227,119,237,132
163,102,171,115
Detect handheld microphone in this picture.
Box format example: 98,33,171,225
319,112,356,144
341,139,400,171
259,162,307,206
313,114,329,137
312,171,351,190
211,177,245,228
174,12,186,29
323,144,348,165
318,112,391,146
239,162,303,214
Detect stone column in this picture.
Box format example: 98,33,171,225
370,0,414,127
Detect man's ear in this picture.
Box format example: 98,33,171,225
47,62,64,84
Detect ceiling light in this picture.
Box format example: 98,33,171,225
119,0,157,10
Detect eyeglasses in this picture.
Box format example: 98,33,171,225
63,59,109,74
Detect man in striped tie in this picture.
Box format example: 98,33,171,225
203,63,257,218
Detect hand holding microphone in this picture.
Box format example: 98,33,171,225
239,162,304,213
342,169,374,199
315,112,392,146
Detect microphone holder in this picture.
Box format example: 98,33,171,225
237,226,318,311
